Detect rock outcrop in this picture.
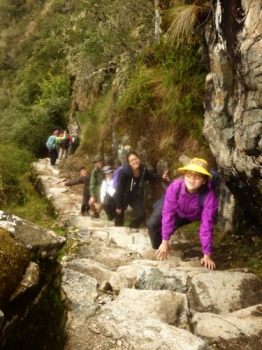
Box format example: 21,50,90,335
26,157,262,350
0,212,66,350
202,0,262,231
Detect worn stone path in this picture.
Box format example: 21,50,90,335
31,157,262,350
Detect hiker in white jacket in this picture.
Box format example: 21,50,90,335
100,166,116,221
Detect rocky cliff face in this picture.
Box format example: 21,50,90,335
0,213,66,350
202,0,262,231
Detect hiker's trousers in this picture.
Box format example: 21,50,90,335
146,195,192,249
115,198,146,228
103,193,116,220
81,192,90,214
50,149,58,166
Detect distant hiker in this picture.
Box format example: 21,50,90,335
59,167,90,216
89,154,104,218
69,128,80,155
147,158,218,270
46,130,60,166
100,165,116,221
58,129,72,161
114,150,169,228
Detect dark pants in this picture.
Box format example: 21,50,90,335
81,192,90,214
50,149,58,165
115,198,146,228
104,193,116,220
146,195,192,249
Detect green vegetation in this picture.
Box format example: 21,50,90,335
115,42,206,137
0,0,213,218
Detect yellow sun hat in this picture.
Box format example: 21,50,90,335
177,158,212,178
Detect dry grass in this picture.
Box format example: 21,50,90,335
164,1,212,44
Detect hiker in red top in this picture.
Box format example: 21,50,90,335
58,129,73,162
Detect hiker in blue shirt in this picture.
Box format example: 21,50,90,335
46,130,60,166
114,151,169,228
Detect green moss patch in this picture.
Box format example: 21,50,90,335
0,228,31,309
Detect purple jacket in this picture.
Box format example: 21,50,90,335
162,178,218,255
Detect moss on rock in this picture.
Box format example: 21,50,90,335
0,227,31,309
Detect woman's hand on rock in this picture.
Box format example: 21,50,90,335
201,255,216,270
156,240,170,260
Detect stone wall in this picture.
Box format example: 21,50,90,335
0,212,66,350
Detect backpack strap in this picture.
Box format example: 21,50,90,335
139,166,146,188
198,187,209,209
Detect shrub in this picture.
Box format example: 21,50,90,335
0,144,35,207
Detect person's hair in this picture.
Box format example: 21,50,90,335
79,166,86,172
126,150,140,163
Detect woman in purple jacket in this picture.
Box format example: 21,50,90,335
147,158,218,270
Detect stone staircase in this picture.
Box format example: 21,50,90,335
31,157,262,350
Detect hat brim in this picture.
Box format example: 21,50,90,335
103,170,114,174
178,164,212,178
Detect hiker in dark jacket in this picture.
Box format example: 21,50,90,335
114,151,169,228
59,167,90,216
147,158,218,270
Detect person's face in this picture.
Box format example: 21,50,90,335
184,171,206,194
80,169,87,177
96,161,103,169
128,154,140,170
105,172,113,179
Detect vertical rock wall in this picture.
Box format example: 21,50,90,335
203,0,262,231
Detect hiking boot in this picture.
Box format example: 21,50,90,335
80,212,86,216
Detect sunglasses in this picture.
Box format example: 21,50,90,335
185,170,204,180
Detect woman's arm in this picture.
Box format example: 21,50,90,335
199,190,219,269
144,167,162,182
199,190,218,255
59,177,83,187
